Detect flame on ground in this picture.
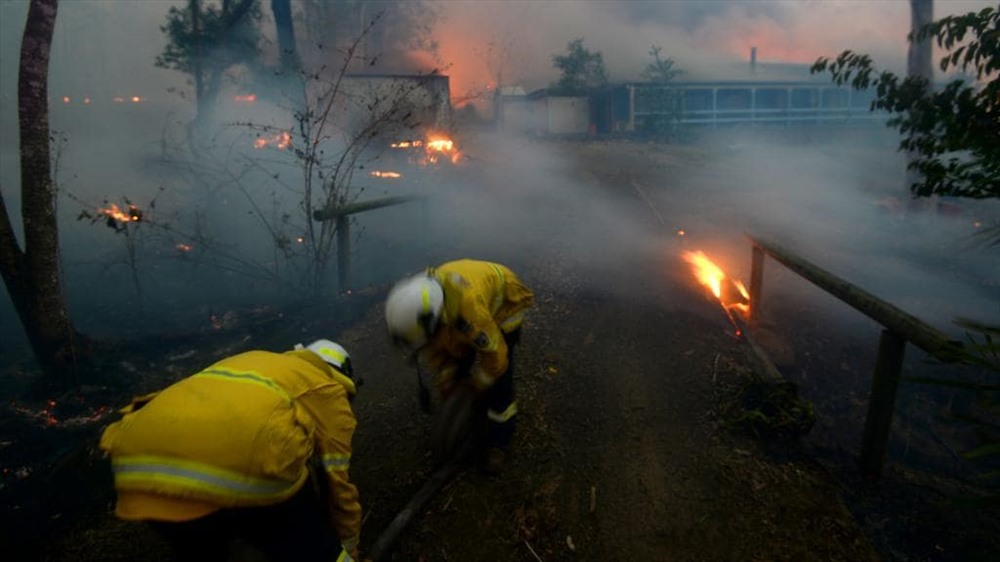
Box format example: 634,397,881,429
100,203,142,224
391,132,462,164
234,94,257,103
682,250,750,335
370,171,402,179
254,131,292,150
391,140,423,149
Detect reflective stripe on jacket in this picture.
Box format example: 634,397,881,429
423,260,534,388
99,349,362,543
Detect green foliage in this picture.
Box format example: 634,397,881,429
640,45,683,84
906,318,999,495
637,45,684,137
811,7,999,200
550,38,608,96
155,0,263,95
934,318,1000,374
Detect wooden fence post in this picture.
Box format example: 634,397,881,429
337,215,350,292
859,328,907,478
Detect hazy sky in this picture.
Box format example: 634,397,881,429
1,0,994,104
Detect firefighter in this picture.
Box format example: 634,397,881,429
99,339,363,562
385,259,534,474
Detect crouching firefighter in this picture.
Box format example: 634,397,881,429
385,259,534,474
99,340,363,562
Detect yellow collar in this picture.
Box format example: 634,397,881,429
286,349,357,396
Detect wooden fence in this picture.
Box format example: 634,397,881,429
745,233,962,477
313,195,427,292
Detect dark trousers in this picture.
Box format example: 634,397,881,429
485,329,520,451
149,475,336,562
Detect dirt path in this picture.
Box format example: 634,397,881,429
340,233,880,562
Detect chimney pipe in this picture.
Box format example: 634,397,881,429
750,47,757,73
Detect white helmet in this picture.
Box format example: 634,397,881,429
385,273,444,350
297,339,353,378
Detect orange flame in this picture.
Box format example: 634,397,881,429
425,135,461,164
392,132,462,165
234,94,257,103
682,250,750,334
370,171,402,178
254,131,292,150
100,203,142,224
175,243,192,252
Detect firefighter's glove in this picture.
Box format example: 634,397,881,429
469,367,494,395
434,365,458,398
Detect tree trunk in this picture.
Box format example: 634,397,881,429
906,0,934,206
271,0,298,75
188,0,204,114
0,0,87,383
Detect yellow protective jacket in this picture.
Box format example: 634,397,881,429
99,349,362,547
422,259,534,391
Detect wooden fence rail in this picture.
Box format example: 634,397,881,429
744,233,962,478
313,195,428,292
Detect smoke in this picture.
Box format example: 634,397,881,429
431,0,993,98
1,0,998,351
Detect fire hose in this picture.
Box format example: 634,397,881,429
368,387,480,561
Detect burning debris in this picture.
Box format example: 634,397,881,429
683,250,750,337
254,131,292,150
77,202,144,232
99,203,142,225
370,171,403,179
390,132,462,165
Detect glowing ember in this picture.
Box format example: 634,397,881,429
113,96,125,103
130,95,142,103
682,250,750,335
391,140,423,148
10,400,111,428
254,131,292,150
62,96,70,104
83,97,91,105
233,94,257,103
99,203,142,224
11,399,58,427
370,171,402,179
175,243,192,252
